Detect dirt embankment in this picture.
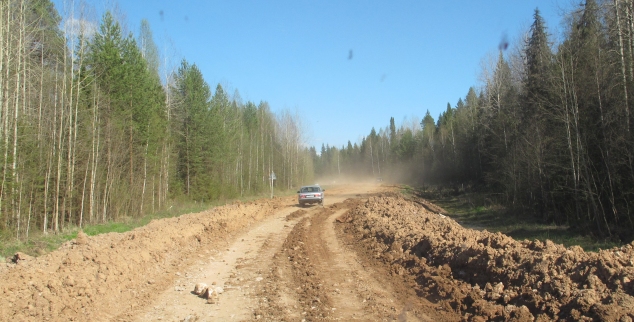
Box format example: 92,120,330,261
337,192,634,321
252,200,453,321
2,185,634,321
0,198,286,321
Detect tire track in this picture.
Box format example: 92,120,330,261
256,199,431,321
132,206,307,321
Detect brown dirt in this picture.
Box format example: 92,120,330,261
0,185,633,321
0,197,285,321
338,192,634,321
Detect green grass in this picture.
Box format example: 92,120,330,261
83,222,135,236
0,188,298,260
400,185,416,197
414,187,620,252
0,230,79,261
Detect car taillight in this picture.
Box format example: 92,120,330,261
315,193,321,197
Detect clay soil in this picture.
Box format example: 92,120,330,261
1,185,633,321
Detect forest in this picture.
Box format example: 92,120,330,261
315,0,634,242
4,0,634,244
0,0,313,239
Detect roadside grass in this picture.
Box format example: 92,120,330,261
411,187,620,252
0,189,297,260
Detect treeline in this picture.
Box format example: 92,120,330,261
0,0,313,239
316,0,634,241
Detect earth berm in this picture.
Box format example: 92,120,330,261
0,184,632,321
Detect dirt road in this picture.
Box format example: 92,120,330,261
130,184,446,321
1,184,633,321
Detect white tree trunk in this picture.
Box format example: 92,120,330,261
616,0,631,131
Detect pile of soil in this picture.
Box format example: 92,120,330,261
0,198,285,321
252,201,450,322
3,185,633,321
338,193,634,321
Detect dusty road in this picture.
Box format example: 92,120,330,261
129,184,446,321
1,184,633,321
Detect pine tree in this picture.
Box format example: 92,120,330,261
171,60,212,200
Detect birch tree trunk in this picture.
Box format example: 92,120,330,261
10,0,27,235
616,0,631,132
0,0,12,230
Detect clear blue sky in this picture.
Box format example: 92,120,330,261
52,0,567,150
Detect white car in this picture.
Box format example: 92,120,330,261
297,185,325,207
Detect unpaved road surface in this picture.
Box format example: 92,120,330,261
1,184,634,321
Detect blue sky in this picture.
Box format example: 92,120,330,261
52,0,567,150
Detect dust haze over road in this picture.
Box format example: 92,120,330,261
1,183,633,321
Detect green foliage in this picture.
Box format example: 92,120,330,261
172,60,213,199
138,19,160,78
424,189,619,252
0,3,313,243
314,2,634,243
83,222,134,236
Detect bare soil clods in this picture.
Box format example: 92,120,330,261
253,202,445,321
0,199,282,321
1,186,633,321
339,193,634,321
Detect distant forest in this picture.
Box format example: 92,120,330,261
0,0,313,238
4,0,634,243
315,0,634,241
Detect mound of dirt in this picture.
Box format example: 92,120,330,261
285,209,307,221
339,193,634,321
0,198,286,321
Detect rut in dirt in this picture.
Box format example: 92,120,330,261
129,206,305,321
253,202,450,321
3,185,633,322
